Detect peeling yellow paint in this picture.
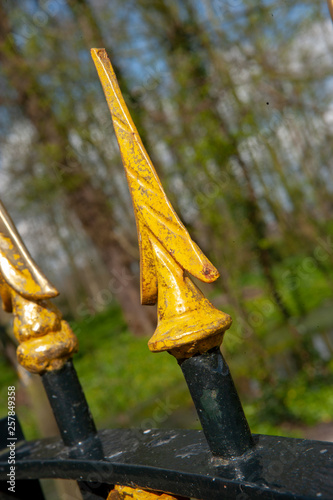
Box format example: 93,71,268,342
92,48,232,358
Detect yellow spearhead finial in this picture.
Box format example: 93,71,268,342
0,200,59,304
0,201,78,373
91,49,219,301
92,49,231,357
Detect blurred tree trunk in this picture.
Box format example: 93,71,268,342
0,6,155,335
47,207,94,317
237,156,291,319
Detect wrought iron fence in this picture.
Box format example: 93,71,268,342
0,47,332,500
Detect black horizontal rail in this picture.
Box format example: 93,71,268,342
1,427,332,500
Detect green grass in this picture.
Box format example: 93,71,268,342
71,306,191,429
0,358,17,418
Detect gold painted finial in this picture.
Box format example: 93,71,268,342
92,48,232,358
107,485,178,499
0,202,78,373
0,200,59,302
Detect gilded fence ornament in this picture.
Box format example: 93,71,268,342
0,201,78,373
91,49,232,359
107,485,178,500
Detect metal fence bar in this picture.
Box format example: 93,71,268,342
0,37,332,499
0,201,107,499
179,347,254,458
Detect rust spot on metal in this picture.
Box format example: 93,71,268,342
203,266,212,276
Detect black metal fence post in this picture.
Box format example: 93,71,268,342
179,347,254,458
41,360,110,499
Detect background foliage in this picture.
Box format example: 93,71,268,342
0,0,333,441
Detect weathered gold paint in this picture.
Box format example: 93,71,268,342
107,484,178,500
12,293,78,373
0,202,78,373
148,234,231,358
92,49,232,357
0,275,13,312
0,201,58,300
